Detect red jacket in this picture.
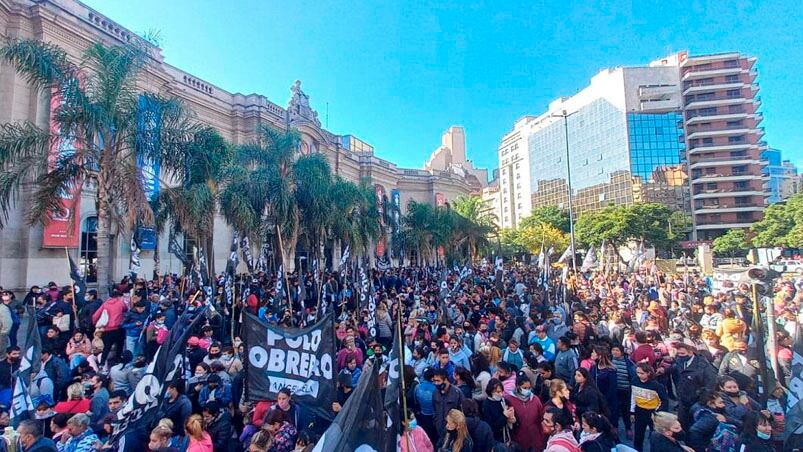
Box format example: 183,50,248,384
92,297,128,331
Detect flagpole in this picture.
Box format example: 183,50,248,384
396,295,411,452
64,248,78,320
275,225,293,324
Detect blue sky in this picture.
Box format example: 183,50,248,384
86,0,803,174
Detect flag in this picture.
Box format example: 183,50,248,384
256,243,269,273
168,234,192,268
11,305,41,425
274,265,285,307
784,322,803,440
494,257,504,291
439,267,451,325
541,247,554,289
240,235,255,274
537,249,545,271
366,269,377,339
67,252,86,305
198,248,212,301
580,244,597,272
312,363,395,452
128,234,141,279
557,244,574,264
224,234,239,309
383,318,402,452
110,306,208,450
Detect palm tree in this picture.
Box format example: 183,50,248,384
0,40,197,290
400,201,442,265
295,152,334,268
451,195,497,261
157,128,231,274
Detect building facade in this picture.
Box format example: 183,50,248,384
498,50,775,240
424,126,488,193
0,0,480,290
762,148,799,204
525,58,688,222
681,52,766,240
497,116,536,228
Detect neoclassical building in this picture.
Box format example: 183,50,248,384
0,0,481,290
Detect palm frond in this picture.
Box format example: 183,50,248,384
0,39,79,92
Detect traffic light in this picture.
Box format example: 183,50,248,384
746,266,781,295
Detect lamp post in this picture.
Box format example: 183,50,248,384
551,110,577,272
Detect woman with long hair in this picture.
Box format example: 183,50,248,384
543,378,577,430
185,414,213,452
737,410,775,452
717,375,760,427
436,409,473,452
454,367,476,399
504,372,544,450
579,411,618,452
571,367,608,420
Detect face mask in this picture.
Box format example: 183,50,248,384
520,389,532,398
675,355,690,366
195,371,205,377
671,430,685,441
491,395,503,402
579,431,590,440
437,383,447,391
757,431,771,440
408,418,417,430
724,389,740,397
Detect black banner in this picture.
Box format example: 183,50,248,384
312,363,391,452
110,306,207,451
245,312,336,420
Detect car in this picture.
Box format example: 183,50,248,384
771,259,803,274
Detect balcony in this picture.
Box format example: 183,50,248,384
691,173,762,184
685,112,750,124
696,222,755,230
689,158,760,169
694,205,764,214
682,82,747,95
687,127,759,140
685,97,751,109
682,67,747,81
692,190,764,199
688,143,757,154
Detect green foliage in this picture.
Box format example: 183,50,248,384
574,203,689,252
750,195,802,247
712,229,749,257
520,206,570,233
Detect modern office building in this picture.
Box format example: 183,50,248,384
0,0,483,290
682,52,766,240
498,50,772,240
762,149,799,203
523,56,688,222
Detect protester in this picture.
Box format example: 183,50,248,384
505,371,544,450
543,406,580,452
435,409,473,452
649,411,693,452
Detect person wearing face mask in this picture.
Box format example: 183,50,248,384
737,410,776,452
686,391,732,452
0,346,20,400
408,346,430,379
717,337,759,398
202,342,224,366
481,378,515,443
202,401,233,452
649,411,694,452
0,291,13,360
432,368,464,440
473,320,489,352
505,372,545,450
17,419,58,452
716,375,759,428
436,409,473,452
158,382,192,437
198,374,232,407
399,408,434,452
127,354,148,390
671,342,716,430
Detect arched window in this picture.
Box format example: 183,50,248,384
80,216,98,282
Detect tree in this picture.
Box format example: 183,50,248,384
451,195,497,261
0,40,197,289
520,205,570,233
751,198,797,247
574,203,687,254
399,201,442,265
712,229,750,257
517,223,568,255
157,128,231,274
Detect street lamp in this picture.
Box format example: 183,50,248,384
551,109,577,272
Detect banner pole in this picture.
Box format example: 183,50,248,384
396,295,411,452
64,248,78,320
275,225,293,324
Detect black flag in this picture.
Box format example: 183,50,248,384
168,234,192,269
67,252,86,305
10,305,41,425
110,306,208,450
312,363,394,452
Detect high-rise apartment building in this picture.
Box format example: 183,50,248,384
681,52,766,240
497,116,536,228
497,50,773,240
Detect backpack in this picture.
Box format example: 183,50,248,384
156,325,169,345
706,423,739,452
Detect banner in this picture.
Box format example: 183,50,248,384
136,95,161,203
10,305,41,425
129,234,141,279
240,236,255,274
110,307,207,450
711,268,748,292
244,312,336,420
43,85,80,248
168,234,192,269
312,363,394,452
67,252,87,305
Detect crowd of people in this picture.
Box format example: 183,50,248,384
0,258,800,452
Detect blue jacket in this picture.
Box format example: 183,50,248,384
122,309,149,338
198,383,232,407
530,335,557,361
415,380,436,416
